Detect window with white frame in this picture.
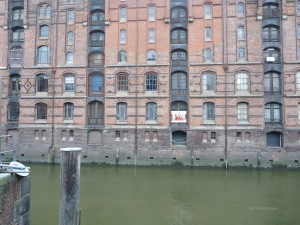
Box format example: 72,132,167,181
67,9,75,24
202,73,215,92
117,102,127,121
148,29,155,43
67,32,74,45
120,7,126,22
10,47,23,67
236,72,249,92
64,74,75,92
297,72,300,92
120,30,126,43
298,104,300,124
204,4,212,19
237,2,244,17
237,102,249,121
238,26,245,39
146,102,157,121
147,50,156,62
64,103,74,120
203,102,215,121
205,27,212,41
117,73,128,91
12,8,23,21
146,73,157,91
265,103,281,123
149,6,155,21
238,48,245,61
66,52,73,64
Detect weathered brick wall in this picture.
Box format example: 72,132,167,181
0,174,30,225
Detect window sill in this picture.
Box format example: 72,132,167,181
63,120,73,124
203,120,215,125
147,61,156,64
35,120,47,123
116,121,128,125
120,41,126,44
237,121,249,125
118,62,127,65
146,120,157,125
35,92,48,97
148,40,155,44
62,92,75,97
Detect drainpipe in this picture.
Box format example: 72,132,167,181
0,68,3,152
222,0,229,169
134,1,139,166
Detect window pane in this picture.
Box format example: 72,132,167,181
146,74,157,91
146,103,157,120
68,32,74,45
149,6,155,20
65,76,75,91
36,74,48,92
117,103,127,120
117,74,128,91
236,73,248,91
91,75,103,92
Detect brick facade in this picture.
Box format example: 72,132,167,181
0,0,300,167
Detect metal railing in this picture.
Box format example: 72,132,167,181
88,117,104,125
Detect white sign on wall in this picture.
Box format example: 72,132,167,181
171,111,187,123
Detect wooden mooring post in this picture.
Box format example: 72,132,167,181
59,147,81,225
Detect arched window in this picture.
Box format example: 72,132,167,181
89,52,104,67
90,31,105,47
146,102,157,120
171,28,187,44
171,7,187,23
38,4,51,18
12,7,23,20
237,2,244,16
40,25,49,37
147,50,156,62
36,73,48,92
146,73,157,91
236,72,249,92
10,47,23,67
237,102,249,121
264,72,280,93
264,48,280,63
90,74,104,93
117,102,127,121
36,103,47,120
37,46,50,64
118,51,127,62
64,102,74,120
266,132,282,147
172,131,187,145
172,72,187,96
263,26,279,42
265,103,281,123
8,103,20,121
90,9,105,25
117,73,128,91
171,50,187,66
296,71,300,92
203,102,215,121
12,27,24,42
10,74,20,96
202,73,215,91
64,74,75,92
263,4,279,18
88,101,104,125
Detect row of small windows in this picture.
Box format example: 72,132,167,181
8,71,291,96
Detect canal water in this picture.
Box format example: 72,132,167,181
30,164,300,225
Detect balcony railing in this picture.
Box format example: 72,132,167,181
90,40,104,47
10,59,22,67
172,89,187,96
263,9,279,18
171,17,187,23
265,118,281,123
263,37,280,42
88,117,104,125
172,60,187,66
171,39,187,44
90,20,105,26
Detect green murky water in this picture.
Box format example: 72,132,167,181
29,164,300,225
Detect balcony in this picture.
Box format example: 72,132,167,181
88,117,104,126
90,40,104,47
90,20,105,26
171,60,187,67
172,89,187,96
263,9,279,18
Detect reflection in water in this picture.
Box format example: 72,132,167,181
30,165,300,225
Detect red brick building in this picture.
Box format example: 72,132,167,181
0,0,299,167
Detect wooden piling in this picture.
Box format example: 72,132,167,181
59,147,81,225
